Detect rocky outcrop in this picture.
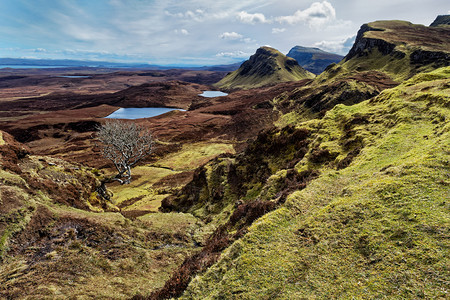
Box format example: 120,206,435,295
344,24,401,61
287,46,343,74
430,15,450,27
342,20,450,79
410,49,450,67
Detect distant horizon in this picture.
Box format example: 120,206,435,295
0,1,448,65
0,44,344,68
0,56,243,68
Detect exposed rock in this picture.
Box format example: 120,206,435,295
429,15,450,27
287,46,344,74
342,20,450,79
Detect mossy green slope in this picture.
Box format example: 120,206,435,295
341,21,450,81
0,135,205,298
215,46,314,91
181,67,450,299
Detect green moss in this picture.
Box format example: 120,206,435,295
180,67,450,299
0,170,28,188
0,205,34,259
154,142,235,171
0,131,5,146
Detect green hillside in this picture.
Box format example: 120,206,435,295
342,21,450,81
0,131,205,298
215,46,314,91
1,18,449,300
180,66,450,299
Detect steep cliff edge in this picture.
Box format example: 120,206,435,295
342,20,450,80
430,14,450,27
287,46,343,75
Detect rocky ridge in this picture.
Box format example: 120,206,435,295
215,46,314,90
287,46,343,74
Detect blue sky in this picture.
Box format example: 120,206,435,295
0,0,448,66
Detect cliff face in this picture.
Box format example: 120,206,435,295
430,14,450,27
215,46,314,91
342,21,450,80
287,46,344,75
344,24,399,61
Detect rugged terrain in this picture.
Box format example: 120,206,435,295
0,18,449,299
287,46,344,74
215,46,314,91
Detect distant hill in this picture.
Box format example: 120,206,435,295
430,14,450,27
286,46,343,74
215,46,314,90
0,57,240,72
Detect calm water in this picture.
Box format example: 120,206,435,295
57,75,91,78
105,107,184,119
199,91,228,97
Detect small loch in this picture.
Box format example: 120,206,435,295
199,91,228,97
105,107,185,119
58,75,91,78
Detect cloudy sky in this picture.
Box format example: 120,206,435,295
0,0,448,66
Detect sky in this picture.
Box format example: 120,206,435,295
0,0,448,66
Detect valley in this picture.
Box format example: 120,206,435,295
0,17,449,300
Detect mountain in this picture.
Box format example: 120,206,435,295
0,57,241,71
169,65,450,300
215,46,315,90
340,20,450,80
286,46,344,74
144,19,450,299
1,17,450,299
430,14,450,27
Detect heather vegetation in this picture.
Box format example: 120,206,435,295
179,66,450,299
0,18,449,300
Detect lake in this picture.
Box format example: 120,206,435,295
199,91,228,97
57,75,91,78
105,107,185,119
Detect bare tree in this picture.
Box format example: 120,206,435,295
97,120,153,185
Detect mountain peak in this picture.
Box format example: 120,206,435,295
215,46,314,90
287,46,344,74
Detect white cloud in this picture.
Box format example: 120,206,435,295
219,32,243,40
236,11,270,24
276,1,336,29
34,48,47,52
165,8,230,22
272,27,286,34
219,32,255,43
175,29,189,35
313,35,356,55
216,50,251,58
165,9,206,21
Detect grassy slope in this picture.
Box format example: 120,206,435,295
341,21,450,82
110,142,235,213
215,47,314,90
181,67,450,299
0,151,207,298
